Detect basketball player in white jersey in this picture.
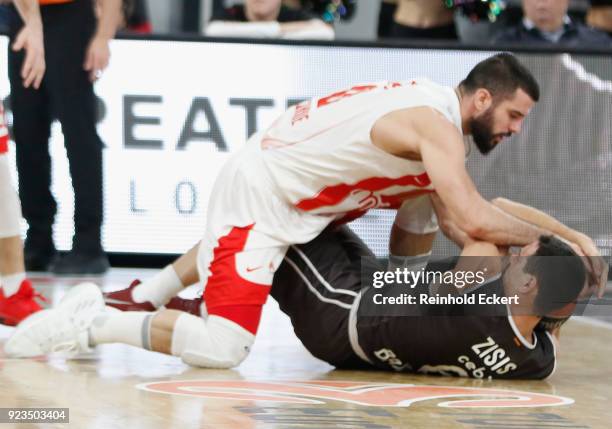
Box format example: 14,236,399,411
5,54,606,366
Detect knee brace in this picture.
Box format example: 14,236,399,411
0,156,22,239
171,313,254,369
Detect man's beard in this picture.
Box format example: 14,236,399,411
470,108,509,155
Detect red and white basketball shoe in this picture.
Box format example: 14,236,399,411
104,280,202,316
5,282,104,358
0,279,46,326
165,296,203,317
103,280,156,312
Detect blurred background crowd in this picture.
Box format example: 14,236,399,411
2,0,611,46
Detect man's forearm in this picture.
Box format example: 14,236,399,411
13,0,42,26
470,200,549,246
96,0,122,40
491,198,582,243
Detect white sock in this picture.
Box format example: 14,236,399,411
131,265,184,307
387,252,431,272
1,272,26,297
89,311,154,350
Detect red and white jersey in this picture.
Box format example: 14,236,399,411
254,79,462,222
0,103,8,154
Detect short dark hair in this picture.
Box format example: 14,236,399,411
459,53,540,103
524,236,586,315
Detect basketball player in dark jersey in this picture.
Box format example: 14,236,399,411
270,225,587,380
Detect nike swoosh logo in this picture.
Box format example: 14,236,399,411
246,266,263,272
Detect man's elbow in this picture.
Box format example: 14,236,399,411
456,217,485,239
455,198,492,239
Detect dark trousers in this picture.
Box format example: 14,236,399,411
8,0,103,253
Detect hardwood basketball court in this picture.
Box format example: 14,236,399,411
1,269,611,429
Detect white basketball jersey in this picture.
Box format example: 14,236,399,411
254,79,463,223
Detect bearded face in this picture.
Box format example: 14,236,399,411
469,105,511,155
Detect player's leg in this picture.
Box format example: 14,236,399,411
104,242,200,311
0,152,25,280
271,226,379,368
0,148,45,325
96,223,289,368
85,308,255,368
7,233,287,367
86,225,275,366
388,195,438,271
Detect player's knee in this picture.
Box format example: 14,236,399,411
171,313,254,369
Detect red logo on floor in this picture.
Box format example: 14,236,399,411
136,380,573,408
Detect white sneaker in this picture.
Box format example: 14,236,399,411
4,282,104,358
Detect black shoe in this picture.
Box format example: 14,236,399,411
24,248,58,272
52,251,110,276
24,226,56,272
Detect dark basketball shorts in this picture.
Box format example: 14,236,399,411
270,225,377,369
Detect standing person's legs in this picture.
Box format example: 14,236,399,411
44,0,107,274
8,13,55,271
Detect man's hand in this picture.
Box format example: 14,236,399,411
490,197,609,298
84,0,122,81
12,21,45,89
573,233,609,298
83,35,110,82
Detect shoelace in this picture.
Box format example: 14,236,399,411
12,284,48,304
30,317,82,356
51,341,80,355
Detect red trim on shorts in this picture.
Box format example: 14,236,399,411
203,224,272,333
0,136,7,154
0,104,7,154
208,305,263,335
295,172,432,211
